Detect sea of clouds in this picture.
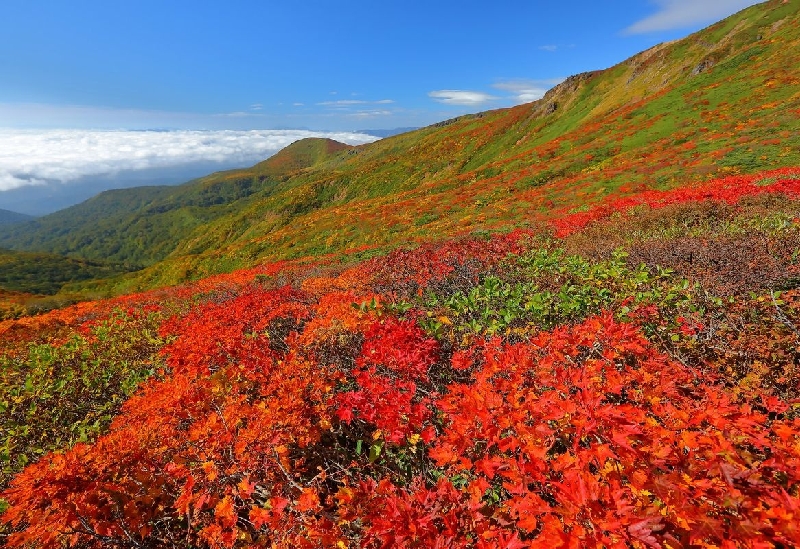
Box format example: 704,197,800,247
0,128,379,193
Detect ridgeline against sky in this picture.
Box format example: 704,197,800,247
1,0,762,131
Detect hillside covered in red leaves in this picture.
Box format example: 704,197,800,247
2,168,800,548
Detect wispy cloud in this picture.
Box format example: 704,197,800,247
625,0,762,34
347,110,393,119
539,44,558,52
216,111,265,118
316,99,395,107
0,129,379,192
249,103,263,111
492,79,564,104
318,100,369,106
428,90,498,106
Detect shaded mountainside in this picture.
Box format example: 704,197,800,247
2,0,799,295
0,210,34,225
0,248,135,295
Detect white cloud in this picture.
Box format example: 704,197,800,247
428,90,498,106
0,129,379,192
317,100,368,106
217,111,258,118
539,44,558,52
493,79,564,104
625,0,763,34
347,110,393,119
250,103,263,111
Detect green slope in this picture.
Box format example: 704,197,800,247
4,0,800,294
0,248,135,295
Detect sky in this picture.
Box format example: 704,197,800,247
0,0,764,213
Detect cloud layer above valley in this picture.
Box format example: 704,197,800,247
0,129,378,192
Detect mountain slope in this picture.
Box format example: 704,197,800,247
0,138,353,266
129,0,800,289
0,248,135,295
0,209,34,225
3,167,800,546
3,0,799,293
4,4,800,542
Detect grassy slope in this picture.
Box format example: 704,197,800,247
103,0,799,293
4,0,800,296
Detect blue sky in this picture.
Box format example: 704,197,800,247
0,0,762,132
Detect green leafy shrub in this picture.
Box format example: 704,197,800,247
0,308,166,488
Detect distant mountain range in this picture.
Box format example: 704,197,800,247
0,0,798,296
0,209,35,225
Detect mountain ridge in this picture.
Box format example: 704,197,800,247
0,209,35,225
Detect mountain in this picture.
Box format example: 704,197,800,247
0,138,352,268
3,3,800,544
1,0,798,294
0,209,35,225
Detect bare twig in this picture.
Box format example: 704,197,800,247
272,448,303,491
771,290,800,341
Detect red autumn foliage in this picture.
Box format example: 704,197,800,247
552,167,800,236
335,317,438,444
4,292,799,547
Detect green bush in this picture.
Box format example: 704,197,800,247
0,309,167,488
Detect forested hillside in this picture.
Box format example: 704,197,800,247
0,211,33,226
